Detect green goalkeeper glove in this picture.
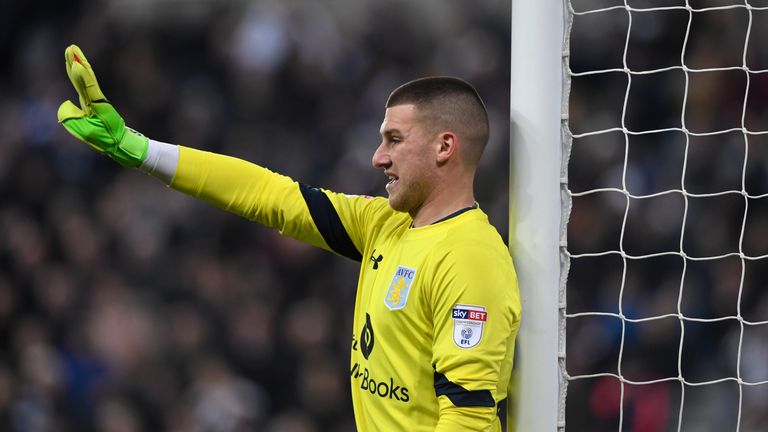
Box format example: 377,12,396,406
57,44,148,168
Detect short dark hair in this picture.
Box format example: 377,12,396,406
386,76,489,166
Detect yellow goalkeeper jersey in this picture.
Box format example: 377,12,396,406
170,146,521,432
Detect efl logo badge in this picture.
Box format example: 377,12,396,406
452,304,487,348
384,266,416,310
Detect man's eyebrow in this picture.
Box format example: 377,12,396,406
381,128,404,137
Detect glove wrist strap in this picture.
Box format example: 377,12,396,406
110,128,149,168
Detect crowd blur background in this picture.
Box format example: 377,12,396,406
0,0,510,431
3,0,767,431
566,0,768,431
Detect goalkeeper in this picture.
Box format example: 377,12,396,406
58,45,521,432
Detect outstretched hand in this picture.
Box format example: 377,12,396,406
57,44,148,168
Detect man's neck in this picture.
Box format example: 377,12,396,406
410,181,476,228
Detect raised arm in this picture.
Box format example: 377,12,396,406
56,44,390,260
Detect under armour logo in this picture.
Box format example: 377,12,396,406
370,249,384,270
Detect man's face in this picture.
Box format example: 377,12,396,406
372,104,437,213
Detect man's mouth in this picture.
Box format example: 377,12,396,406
386,174,399,191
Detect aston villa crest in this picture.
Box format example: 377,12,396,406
384,266,416,310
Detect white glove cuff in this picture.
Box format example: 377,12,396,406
138,139,179,184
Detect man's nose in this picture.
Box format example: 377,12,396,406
372,143,390,168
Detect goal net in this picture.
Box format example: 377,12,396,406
562,0,768,431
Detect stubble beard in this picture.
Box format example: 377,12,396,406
387,177,427,216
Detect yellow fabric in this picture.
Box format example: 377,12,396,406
169,146,521,431
170,146,329,250
435,403,498,431
349,209,520,432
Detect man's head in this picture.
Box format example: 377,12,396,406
385,77,489,167
373,77,489,217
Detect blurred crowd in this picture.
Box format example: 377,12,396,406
0,0,510,431
566,1,768,431
5,0,766,431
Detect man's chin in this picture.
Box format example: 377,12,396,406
387,196,408,213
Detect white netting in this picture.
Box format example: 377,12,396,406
563,0,768,430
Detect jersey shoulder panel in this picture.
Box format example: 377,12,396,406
322,191,405,254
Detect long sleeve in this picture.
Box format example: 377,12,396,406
169,146,395,261
170,146,330,250
434,403,498,432
429,239,521,432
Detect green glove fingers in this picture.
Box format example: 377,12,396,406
57,44,148,168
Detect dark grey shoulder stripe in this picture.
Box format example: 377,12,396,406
299,183,362,262
433,371,495,407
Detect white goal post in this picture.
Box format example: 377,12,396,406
509,0,567,431
511,1,768,431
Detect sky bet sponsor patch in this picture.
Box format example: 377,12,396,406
452,304,487,348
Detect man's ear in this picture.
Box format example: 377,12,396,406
436,132,457,164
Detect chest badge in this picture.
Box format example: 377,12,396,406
384,266,416,310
